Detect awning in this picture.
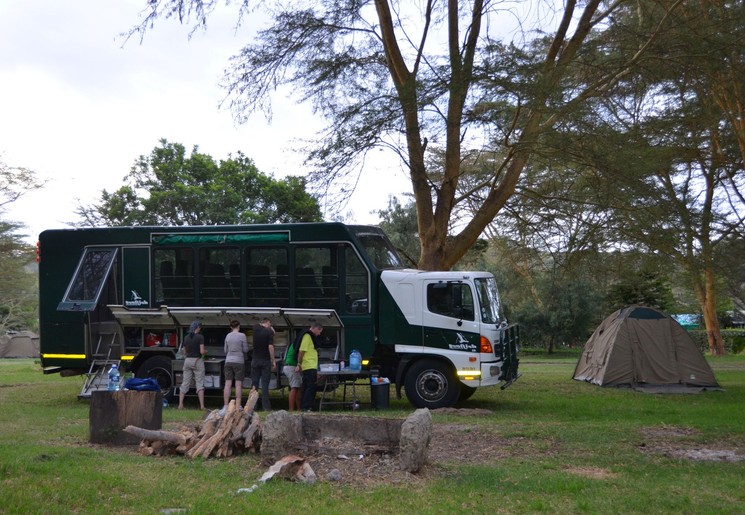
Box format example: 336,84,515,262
109,306,177,326
107,305,343,331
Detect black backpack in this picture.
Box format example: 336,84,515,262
284,331,305,366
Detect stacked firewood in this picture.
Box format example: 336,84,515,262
123,390,262,458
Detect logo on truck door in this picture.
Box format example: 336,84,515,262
124,290,149,307
449,332,477,352
424,327,479,352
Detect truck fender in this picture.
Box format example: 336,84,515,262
394,356,413,399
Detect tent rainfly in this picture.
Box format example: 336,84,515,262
573,306,719,391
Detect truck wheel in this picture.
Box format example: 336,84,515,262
404,359,460,409
136,355,174,401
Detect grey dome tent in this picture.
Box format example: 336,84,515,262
573,306,719,391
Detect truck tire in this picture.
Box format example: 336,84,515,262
404,359,460,409
136,355,174,401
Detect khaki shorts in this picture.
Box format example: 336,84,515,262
181,357,205,392
283,365,302,389
224,362,245,382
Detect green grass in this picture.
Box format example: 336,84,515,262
1,356,744,514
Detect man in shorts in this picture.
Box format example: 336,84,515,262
178,320,206,410
223,319,249,411
282,333,302,411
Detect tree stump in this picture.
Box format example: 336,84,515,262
89,390,162,445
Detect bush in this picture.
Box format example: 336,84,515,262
689,329,745,354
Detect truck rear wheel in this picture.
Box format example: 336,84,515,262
404,359,460,409
136,355,174,401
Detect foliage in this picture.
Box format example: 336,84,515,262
376,196,419,268
129,0,680,270
0,157,43,332
0,220,38,332
689,329,745,355
472,1,744,354
507,273,603,349
75,139,322,227
714,234,745,314
0,156,45,209
606,269,675,312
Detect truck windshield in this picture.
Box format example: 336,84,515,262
475,276,504,324
355,232,404,270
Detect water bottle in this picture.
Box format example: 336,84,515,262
162,398,169,408
107,364,120,391
349,349,361,372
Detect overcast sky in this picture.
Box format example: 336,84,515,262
0,0,411,243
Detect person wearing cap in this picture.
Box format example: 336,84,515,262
178,320,207,410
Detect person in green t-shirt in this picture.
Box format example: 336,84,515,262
282,331,303,412
296,323,323,412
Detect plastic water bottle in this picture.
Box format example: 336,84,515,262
107,364,120,391
349,349,361,372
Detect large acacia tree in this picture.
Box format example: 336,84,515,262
76,139,322,226
481,0,745,354
132,0,678,270
0,157,44,331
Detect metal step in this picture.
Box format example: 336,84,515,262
79,359,121,399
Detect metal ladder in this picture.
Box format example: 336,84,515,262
79,332,120,399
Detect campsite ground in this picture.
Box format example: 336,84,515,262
1,355,744,513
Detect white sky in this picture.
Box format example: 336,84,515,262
0,0,411,243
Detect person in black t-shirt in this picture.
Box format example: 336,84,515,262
178,320,206,410
250,318,276,411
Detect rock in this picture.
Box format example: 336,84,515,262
398,408,432,472
260,411,303,464
326,468,342,481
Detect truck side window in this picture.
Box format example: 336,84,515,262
427,283,475,321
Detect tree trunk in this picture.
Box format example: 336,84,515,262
89,390,162,445
693,266,725,356
702,268,725,355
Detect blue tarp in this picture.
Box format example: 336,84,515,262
123,377,161,391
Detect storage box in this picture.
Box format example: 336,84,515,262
319,363,339,372
205,375,221,388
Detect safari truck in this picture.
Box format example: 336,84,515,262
38,222,519,408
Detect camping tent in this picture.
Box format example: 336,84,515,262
573,306,719,390
0,331,40,358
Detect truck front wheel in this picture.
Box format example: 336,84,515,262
404,359,460,409
136,355,174,401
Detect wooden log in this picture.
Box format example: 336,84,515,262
187,400,236,458
242,416,262,451
244,389,259,413
123,425,187,445
197,412,220,438
195,402,242,458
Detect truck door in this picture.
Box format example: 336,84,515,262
421,281,480,353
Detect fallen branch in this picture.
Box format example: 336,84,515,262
128,390,262,459
123,426,187,445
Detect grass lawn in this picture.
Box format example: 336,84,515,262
1,355,744,514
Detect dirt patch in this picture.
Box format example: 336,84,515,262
639,425,699,439
300,422,514,486
637,425,745,463
564,466,618,480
